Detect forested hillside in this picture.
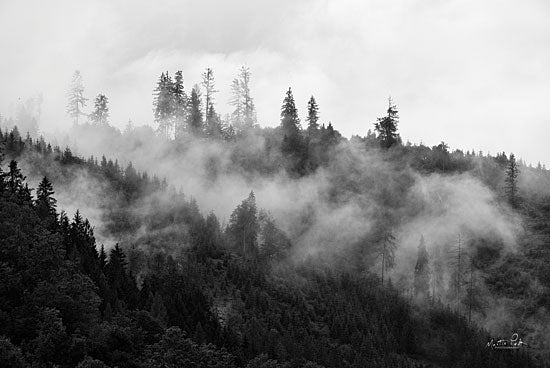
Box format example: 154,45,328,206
1,67,550,367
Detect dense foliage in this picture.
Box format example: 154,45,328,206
1,122,547,367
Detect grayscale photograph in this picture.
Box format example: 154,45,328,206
0,1,548,367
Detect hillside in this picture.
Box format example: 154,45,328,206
1,94,550,367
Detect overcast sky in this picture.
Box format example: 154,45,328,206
1,0,549,165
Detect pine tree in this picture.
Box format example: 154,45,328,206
239,66,256,129
306,96,319,136
6,160,25,194
280,88,307,174
89,94,109,125
154,72,175,138
413,235,430,300
229,66,256,133
99,244,107,269
374,97,400,149
201,68,218,122
258,210,290,261
187,85,203,135
66,70,87,125
35,176,57,228
229,78,243,128
173,70,187,138
280,87,300,136
227,191,259,258
505,153,519,207
280,88,301,148
204,104,223,138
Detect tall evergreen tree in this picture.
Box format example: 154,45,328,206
66,70,87,125
306,96,320,136
204,104,223,138
153,72,175,138
35,176,57,228
99,244,107,269
374,97,400,149
201,68,218,122
258,210,290,261
89,94,109,125
229,78,243,129
6,160,25,194
227,191,259,258
280,87,300,136
187,85,203,135
173,70,187,138
280,88,307,174
239,66,256,129
414,235,430,300
229,66,256,133
505,153,519,207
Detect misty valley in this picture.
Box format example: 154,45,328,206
1,67,549,368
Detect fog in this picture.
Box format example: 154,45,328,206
1,0,550,165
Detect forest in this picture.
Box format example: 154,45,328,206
1,67,550,367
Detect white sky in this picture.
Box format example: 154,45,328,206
1,0,549,165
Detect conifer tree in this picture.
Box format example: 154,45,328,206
204,104,223,138
306,96,319,136
374,97,400,149
173,70,187,138
258,210,290,261
6,160,25,194
229,66,256,133
35,176,57,227
89,94,109,125
229,78,243,128
505,153,519,207
413,235,430,300
239,66,256,129
187,85,204,135
66,70,87,124
99,244,107,269
154,72,175,138
227,191,259,258
280,88,303,148
281,87,300,136
201,68,218,122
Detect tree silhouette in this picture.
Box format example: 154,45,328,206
153,72,175,138
374,97,400,149
505,153,519,207
89,94,109,125
306,96,319,137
